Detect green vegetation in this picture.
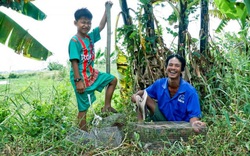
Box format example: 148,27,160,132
0,49,249,155
0,1,249,155
47,62,65,71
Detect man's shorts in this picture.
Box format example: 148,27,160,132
72,72,115,112
146,103,167,122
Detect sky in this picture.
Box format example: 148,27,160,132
0,0,239,72
0,0,139,72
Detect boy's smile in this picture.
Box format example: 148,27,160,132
75,17,92,36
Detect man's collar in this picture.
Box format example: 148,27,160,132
162,78,186,93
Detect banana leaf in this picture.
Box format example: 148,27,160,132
244,0,250,15
22,1,46,20
0,0,46,21
0,11,52,60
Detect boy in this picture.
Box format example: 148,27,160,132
131,54,206,133
68,1,117,131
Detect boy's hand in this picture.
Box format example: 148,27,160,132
76,81,85,94
105,1,113,7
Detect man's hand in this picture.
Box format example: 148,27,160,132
191,120,206,133
131,90,145,103
131,94,137,103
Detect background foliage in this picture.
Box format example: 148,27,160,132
0,34,249,154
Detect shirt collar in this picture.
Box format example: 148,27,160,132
162,78,186,93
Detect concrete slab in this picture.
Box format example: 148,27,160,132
128,121,207,143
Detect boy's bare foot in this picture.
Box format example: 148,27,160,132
101,106,117,113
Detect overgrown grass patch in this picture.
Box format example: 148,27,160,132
0,59,249,155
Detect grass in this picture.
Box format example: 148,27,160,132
0,63,249,155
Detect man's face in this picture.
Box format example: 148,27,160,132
75,17,92,35
166,57,182,79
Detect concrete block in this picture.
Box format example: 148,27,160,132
128,121,207,143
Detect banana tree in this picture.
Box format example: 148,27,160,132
117,0,174,96
114,0,135,98
116,0,203,93
211,0,250,53
0,0,52,60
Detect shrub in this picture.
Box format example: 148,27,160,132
8,73,19,79
47,62,64,71
0,74,5,79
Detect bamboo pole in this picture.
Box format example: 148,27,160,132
106,2,111,74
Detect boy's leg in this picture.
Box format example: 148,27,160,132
91,72,117,113
78,111,87,131
102,77,117,112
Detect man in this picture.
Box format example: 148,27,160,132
131,54,206,133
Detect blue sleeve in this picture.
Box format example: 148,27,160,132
146,80,160,99
186,91,202,120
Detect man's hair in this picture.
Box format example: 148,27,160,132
74,8,93,21
165,54,186,71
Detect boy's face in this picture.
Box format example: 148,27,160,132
74,17,92,36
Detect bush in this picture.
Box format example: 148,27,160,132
47,62,64,71
8,73,19,79
0,74,5,79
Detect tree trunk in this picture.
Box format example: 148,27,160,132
200,0,209,55
145,3,156,54
178,0,188,57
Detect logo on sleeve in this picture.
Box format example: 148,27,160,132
178,94,185,103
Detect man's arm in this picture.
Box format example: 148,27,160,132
99,1,113,32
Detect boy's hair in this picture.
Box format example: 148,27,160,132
165,54,186,71
74,8,93,21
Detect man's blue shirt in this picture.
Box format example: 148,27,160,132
146,78,202,122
